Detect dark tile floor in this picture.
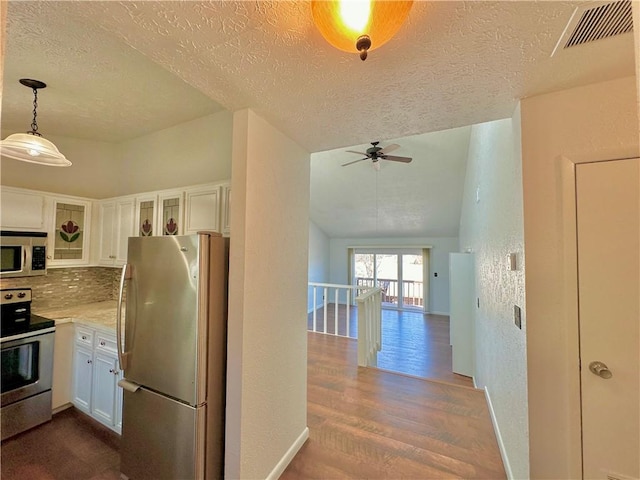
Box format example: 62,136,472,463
1,407,120,480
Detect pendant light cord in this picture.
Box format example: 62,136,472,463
29,87,41,136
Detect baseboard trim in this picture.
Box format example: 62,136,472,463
307,303,324,314
52,402,73,415
265,426,309,480
429,311,449,316
483,386,513,480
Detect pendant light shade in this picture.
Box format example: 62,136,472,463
0,132,71,167
0,79,71,167
311,1,413,60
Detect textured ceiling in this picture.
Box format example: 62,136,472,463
311,126,472,238
1,1,636,238
2,1,225,142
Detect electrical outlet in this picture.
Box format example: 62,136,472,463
514,305,522,329
434,272,438,277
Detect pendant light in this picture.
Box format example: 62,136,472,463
0,79,71,167
311,0,413,61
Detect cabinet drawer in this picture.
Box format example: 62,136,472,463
95,334,117,355
75,327,94,347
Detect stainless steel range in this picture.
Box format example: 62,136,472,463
1,288,55,440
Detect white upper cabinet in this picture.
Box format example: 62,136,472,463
184,185,220,235
98,199,135,266
49,197,92,267
157,191,184,236
2,182,230,268
0,187,47,231
0,187,92,266
134,194,157,237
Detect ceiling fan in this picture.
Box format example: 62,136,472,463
342,141,412,168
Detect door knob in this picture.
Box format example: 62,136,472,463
589,361,612,379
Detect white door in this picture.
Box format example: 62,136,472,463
576,158,639,480
449,253,474,377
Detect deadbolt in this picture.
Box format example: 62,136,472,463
589,361,612,379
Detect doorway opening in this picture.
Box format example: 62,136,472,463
350,248,429,312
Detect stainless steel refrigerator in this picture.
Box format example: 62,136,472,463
116,232,228,480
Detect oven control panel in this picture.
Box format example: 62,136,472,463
1,288,31,304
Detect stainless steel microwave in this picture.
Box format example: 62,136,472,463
0,231,47,278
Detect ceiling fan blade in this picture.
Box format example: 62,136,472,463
378,143,400,154
382,155,413,163
345,150,368,156
342,157,369,167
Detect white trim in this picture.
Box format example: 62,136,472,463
307,302,323,315
52,402,73,415
265,427,309,480
429,311,449,316
483,386,513,480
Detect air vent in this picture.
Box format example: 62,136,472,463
551,0,633,56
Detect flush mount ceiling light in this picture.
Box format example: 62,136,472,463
311,0,413,61
0,79,71,167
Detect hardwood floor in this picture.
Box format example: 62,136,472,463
1,407,120,480
2,330,500,480
282,333,506,479
309,305,473,387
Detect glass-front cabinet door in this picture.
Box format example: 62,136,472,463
135,195,156,237
157,192,183,236
49,198,91,266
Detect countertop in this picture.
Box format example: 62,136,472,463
34,300,123,334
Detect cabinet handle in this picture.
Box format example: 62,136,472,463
100,341,106,346
87,359,92,364
82,335,88,340
46,255,52,260
109,368,115,373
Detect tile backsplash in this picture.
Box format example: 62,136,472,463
0,267,120,310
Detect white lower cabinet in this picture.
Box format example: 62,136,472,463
72,346,93,413
72,326,122,434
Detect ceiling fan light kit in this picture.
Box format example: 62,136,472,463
0,78,71,167
311,0,413,61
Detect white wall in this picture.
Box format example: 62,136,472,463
458,113,527,479
329,236,458,315
0,135,121,198
521,76,639,478
308,220,330,312
118,110,232,196
226,109,309,479
1,110,233,199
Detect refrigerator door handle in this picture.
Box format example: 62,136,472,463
117,263,132,371
118,379,141,393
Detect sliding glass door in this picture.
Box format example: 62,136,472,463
353,249,426,311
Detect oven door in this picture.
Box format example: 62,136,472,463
1,330,54,407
